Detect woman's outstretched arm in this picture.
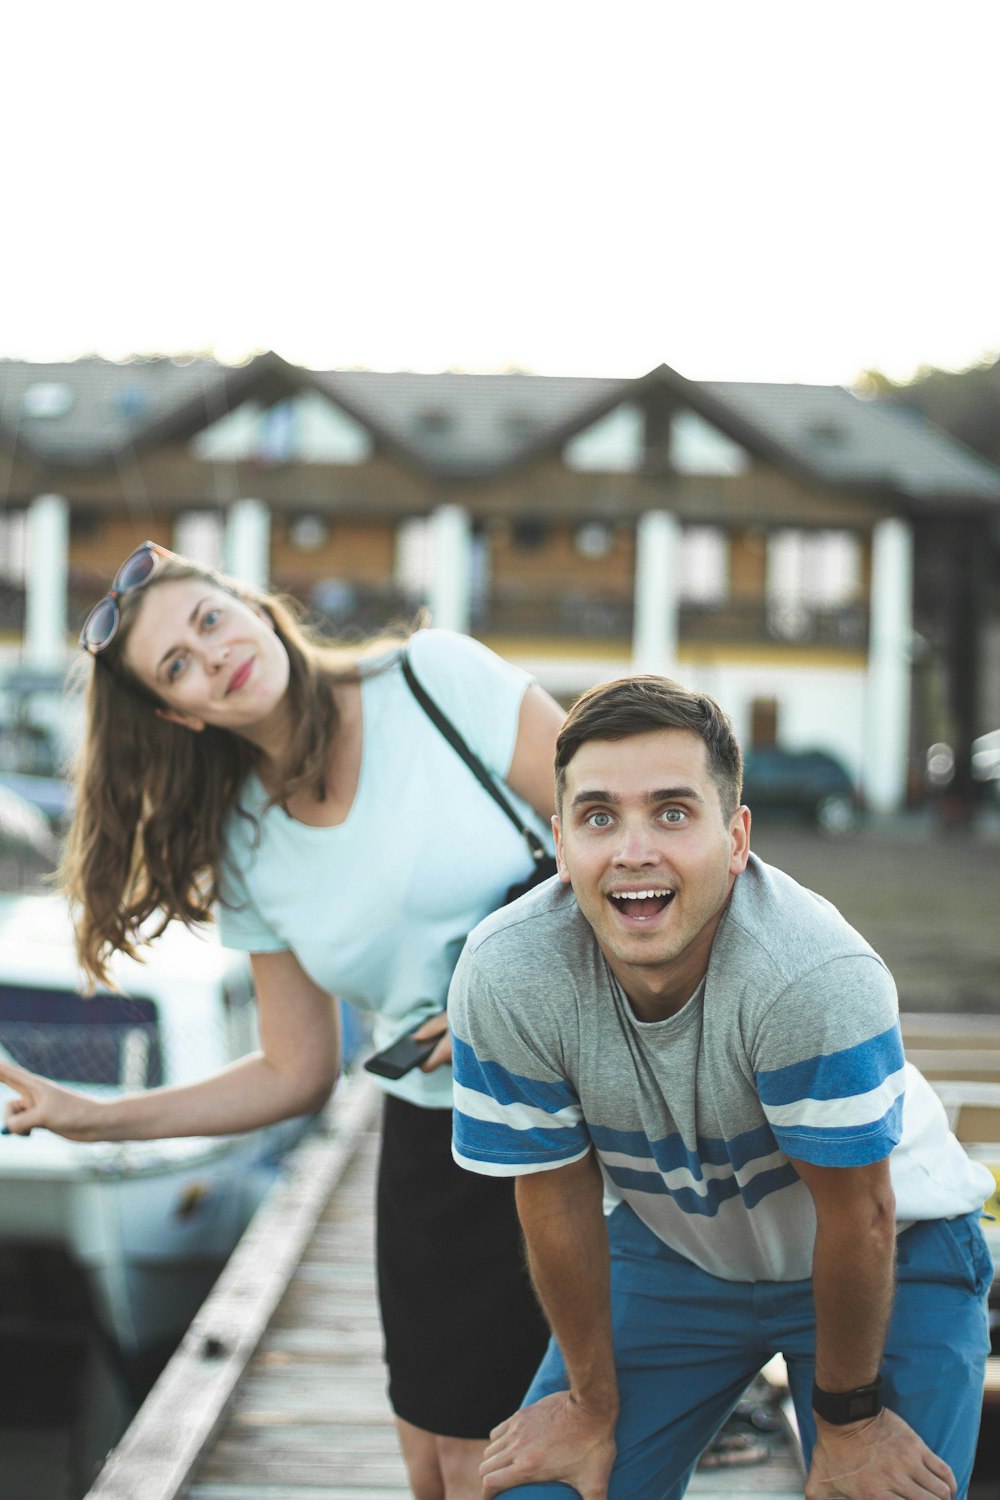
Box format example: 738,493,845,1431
0,948,340,1141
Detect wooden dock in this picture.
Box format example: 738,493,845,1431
80,1023,1000,1498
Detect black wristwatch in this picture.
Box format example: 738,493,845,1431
812,1374,884,1425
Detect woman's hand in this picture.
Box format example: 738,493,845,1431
0,1058,105,1141
413,1011,452,1072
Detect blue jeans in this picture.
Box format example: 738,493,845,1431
503,1202,992,1500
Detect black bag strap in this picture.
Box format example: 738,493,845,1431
401,648,550,866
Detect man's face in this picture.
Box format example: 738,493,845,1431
553,728,750,1019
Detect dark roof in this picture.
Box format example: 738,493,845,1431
0,356,234,465
316,369,626,475
1,354,999,508
703,381,1000,505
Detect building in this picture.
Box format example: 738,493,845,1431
2,353,999,812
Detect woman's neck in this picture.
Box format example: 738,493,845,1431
259,678,364,828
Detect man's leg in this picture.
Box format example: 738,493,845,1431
498,1204,769,1500
780,1212,991,1496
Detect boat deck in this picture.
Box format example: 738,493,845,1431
82,1073,805,1499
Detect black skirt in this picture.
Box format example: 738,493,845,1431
376,1092,551,1438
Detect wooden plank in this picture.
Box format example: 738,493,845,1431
900,1014,1000,1045
184,1127,409,1496
82,1073,383,1500
954,1105,1000,1146
906,1050,1000,1082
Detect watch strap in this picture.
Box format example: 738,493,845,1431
812,1374,884,1425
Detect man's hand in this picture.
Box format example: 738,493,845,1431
807,1406,957,1500
480,1391,617,1499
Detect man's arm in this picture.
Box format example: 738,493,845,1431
793,1156,956,1500
480,1149,618,1500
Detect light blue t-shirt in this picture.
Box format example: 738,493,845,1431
216,629,553,1107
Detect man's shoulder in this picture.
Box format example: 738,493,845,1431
466,877,589,967
724,853,886,982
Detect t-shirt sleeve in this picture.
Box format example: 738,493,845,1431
215,846,289,954
750,954,905,1168
449,940,591,1177
407,628,533,781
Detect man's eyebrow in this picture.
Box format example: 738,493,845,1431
155,597,209,672
570,784,704,810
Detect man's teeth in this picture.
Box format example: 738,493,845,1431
614,890,670,900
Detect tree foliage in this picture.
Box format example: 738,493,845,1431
855,355,1000,467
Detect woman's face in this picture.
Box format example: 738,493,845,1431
122,577,292,743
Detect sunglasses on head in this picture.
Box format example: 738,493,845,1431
79,540,177,655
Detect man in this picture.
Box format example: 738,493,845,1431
448,676,993,1500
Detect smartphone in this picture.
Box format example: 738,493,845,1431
363,1024,439,1080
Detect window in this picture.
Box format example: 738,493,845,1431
288,515,329,552
0,512,27,583
22,383,74,419
0,985,163,1087
192,395,372,465
395,517,434,596
175,511,224,569
679,527,728,604
574,523,614,559
670,412,750,476
417,410,452,436
564,404,643,473
766,529,861,636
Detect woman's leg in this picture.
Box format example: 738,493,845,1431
395,1418,489,1500
376,1097,549,1496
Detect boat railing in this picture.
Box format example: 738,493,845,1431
0,1015,164,1089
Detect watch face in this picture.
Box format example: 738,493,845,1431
813,1377,884,1425
844,1390,881,1420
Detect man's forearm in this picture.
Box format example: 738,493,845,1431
516,1151,618,1415
811,1189,895,1391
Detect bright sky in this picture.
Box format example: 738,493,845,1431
2,0,997,387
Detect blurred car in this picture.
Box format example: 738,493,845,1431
972,729,1000,796
741,747,859,833
924,729,1000,803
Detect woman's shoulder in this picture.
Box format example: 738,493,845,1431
407,627,529,687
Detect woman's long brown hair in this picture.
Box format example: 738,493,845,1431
59,554,407,988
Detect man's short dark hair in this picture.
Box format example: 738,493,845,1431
555,676,744,820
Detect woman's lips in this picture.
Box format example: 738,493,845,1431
227,658,253,694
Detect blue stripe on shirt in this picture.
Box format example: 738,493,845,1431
589,1119,781,1179
453,1111,590,1167
755,1024,904,1107
451,1031,580,1114
773,1094,904,1166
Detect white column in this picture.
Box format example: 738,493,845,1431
862,518,913,814
631,510,681,676
24,493,69,668
428,503,472,633
224,499,271,589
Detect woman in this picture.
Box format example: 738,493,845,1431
0,540,563,1500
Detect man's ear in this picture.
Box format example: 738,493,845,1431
729,804,752,876
552,815,571,884
155,706,206,734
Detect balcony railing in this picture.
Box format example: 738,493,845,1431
2,580,868,652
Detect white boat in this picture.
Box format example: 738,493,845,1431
0,892,316,1356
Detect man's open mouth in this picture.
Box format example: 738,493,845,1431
607,889,674,920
